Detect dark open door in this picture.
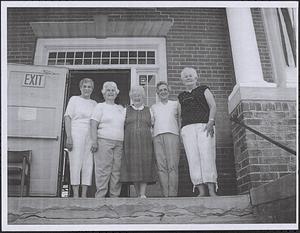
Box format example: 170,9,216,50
68,69,131,106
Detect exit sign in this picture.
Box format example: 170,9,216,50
22,73,46,88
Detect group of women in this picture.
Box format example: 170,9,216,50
65,80,155,198
64,67,218,198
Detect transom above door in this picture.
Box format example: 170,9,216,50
34,37,167,105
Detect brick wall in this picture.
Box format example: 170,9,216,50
251,8,274,83
7,7,238,196
165,8,237,196
231,100,296,193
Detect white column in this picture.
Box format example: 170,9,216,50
226,8,276,88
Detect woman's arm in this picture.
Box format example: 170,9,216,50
177,100,182,129
64,116,73,151
90,119,99,153
149,106,155,126
204,88,216,137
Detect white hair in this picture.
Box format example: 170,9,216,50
101,81,119,95
129,85,145,97
180,67,198,79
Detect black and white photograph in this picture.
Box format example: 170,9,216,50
1,1,298,231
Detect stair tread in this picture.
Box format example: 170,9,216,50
8,195,256,224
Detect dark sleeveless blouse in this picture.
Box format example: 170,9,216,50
178,85,211,128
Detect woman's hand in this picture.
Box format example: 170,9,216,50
90,140,98,153
204,120,214,137
66,136,73,151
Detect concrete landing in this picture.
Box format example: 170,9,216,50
8,195,257,224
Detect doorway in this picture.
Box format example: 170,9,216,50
65,69,131,197
68,69,131,106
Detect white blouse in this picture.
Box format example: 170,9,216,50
64,96,97,128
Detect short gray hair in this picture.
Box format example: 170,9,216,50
79,78,94,89
101,81,120,95
180,67,198,79
129,86,145,97
156,81,169,93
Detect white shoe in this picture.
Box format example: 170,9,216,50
140,195,147,198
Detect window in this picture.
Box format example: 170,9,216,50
138,74,156,106
47,50,156,66
34,38,167,100
277,8,296,67
262,8,297,87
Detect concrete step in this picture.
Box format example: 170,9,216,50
8,195,257,224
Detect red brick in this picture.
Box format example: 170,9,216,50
282,103,289,111
259,156,290,164
269,164,288,172
260,172,279,181
245,119,262,125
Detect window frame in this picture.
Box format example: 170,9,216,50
34,37,167,100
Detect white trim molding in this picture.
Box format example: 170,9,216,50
34,37,168,88
30,17,173,38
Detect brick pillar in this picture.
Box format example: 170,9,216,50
228,87,296,194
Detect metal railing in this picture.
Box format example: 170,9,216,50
61,149,71,197
230,116,296,155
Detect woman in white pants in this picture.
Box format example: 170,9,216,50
64,78,97,197
178,67,218,197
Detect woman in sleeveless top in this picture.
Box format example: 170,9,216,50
178,67,218,197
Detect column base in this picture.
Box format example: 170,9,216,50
228,84,296,114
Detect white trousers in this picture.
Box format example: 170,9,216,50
69,126,93,185
181,123,217,190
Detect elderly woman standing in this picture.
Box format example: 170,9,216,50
178,67,218,197
64,78,97,198
151,81,180,197
90,81,125,198
120,86,156,198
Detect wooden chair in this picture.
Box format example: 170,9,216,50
8,150,32,197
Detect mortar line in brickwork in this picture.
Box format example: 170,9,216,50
230,117,296,156
154,9,174,23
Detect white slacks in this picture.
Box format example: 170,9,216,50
69,126,93,186
180,123,217,190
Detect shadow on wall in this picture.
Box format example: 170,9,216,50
250,173,296,223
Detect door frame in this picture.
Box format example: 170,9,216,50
33,37,167,87
34,37,168,196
